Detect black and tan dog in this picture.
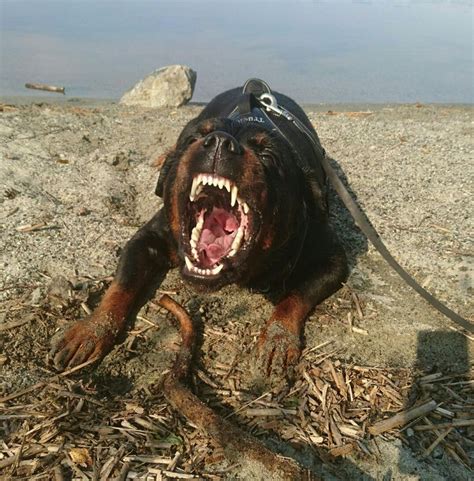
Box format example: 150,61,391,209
50,79,348,382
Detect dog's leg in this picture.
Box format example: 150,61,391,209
256,236,348,386
49,210,176,371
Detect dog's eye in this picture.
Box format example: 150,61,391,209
185,136,198,146
260,152,276,166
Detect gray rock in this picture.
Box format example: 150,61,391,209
120,65,196,108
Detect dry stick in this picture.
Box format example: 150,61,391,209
368,400,437,436
116,461,130,481
53,464,65,481
0,445,45,469
0,318,34,333
25,82,65,94
157,294,320,481
0,356,99,403
420,428,453,459
413,419,474,432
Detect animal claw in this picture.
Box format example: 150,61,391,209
253,322,302,391
48,317,118,371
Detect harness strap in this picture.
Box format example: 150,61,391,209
227,86,309,286
237,93,253,116
237,80,472,333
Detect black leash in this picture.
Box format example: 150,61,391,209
319,153,473,334
234,79,472,334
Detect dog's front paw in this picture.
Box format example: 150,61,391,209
253,322,302,391
49,315,121,371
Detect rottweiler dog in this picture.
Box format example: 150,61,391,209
50,80,348,383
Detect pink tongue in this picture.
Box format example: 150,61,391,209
198,207,239,266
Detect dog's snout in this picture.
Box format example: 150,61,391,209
203,131,241,154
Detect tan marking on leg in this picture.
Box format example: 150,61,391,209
96,281,136,323
264,293,312,338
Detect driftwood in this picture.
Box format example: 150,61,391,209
368,399,437,435
25,83,65,94
158,294,318,481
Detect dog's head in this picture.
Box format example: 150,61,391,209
157,117,307,289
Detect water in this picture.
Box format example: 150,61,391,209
1,0,473,103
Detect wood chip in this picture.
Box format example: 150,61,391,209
368,400,437,435
329,443,355,457
413,419,474,431
420,428,453,458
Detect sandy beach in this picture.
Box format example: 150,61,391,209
1,97,472,479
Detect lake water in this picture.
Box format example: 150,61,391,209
1,0,473,103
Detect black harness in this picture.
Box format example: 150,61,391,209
227,78,302,153
227,80,310,290
228,78,472,333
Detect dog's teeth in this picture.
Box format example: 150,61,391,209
195,184,203,197
207,175,213,185
185,256,193,271
202,176,208,186
189,177,199,201
192,247,199,260
188,263,224,276
224,180,231,193
211,263,224,275
228,248,237,257
243,202,249,214
230,227,244,252
235,228,244,244
213,177,218,187
231,185,238,207
218,178,224,189
191,227,200,242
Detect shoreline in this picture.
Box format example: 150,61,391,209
1,94,473,112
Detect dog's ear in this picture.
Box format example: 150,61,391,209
301,165,328,214
154,147,176,198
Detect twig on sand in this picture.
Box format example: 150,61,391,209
0,357,99,403
158,294,318,481
413,419,474,432
368,399,437,435
25,83,65,94
0,318,34,333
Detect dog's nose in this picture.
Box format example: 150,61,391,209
203,131,242,154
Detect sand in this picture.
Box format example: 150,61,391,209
0,97,472,480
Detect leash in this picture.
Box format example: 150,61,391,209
235,81,472,333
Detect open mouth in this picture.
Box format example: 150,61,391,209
184,173,250,277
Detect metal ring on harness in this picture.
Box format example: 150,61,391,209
259,93,278,109
259,93,294,120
